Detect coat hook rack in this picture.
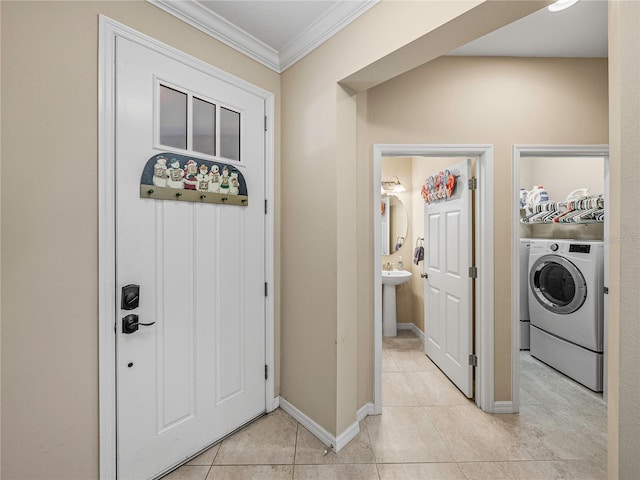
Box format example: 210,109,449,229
139,153,249,207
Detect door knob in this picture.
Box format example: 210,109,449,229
421,273,429,279
122,314,155,334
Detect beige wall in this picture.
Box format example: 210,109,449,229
520,157,604,203
282,1,546,432
361,56,608,401
608,2,640,478
280,0,502,436
0,2,280,478
5,0,640,478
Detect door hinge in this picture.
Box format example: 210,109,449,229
265,365,268,380
469,354,478,367
468,177,477,190
265,199,268,215
265,282,268,297
469,266,478,278
264,115,268,132
604,286,609,294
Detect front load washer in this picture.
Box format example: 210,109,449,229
528,239,604,391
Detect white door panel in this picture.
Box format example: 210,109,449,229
116,37,265,479
424,159,473,398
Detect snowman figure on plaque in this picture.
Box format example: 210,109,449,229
196,164,210,192
208,165,220,193
183,160,198,190
219,166,230,194
229,171,240,195
152,156,168,187
166,159,184,189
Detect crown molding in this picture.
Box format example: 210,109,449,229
149,0,379,73
279,0,379,71
150,0,281,72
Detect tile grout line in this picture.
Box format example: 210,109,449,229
291,421,299,479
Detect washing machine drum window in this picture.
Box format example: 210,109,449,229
530,255,587,314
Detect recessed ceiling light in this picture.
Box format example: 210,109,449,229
548,0,580,13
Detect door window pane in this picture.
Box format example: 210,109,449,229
193,97,216,156
220,107,240,161
159,85,187,149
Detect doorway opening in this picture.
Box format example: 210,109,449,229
372,144,495,414
511,145,609,413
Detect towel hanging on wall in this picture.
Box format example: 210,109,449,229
413,237,424,265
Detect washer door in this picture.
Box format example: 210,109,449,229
529,255,587,314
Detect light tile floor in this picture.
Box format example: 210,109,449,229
164,330,607,480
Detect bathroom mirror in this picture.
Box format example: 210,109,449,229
381,194,408,255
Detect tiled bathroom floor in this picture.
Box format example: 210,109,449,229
163,329,607,480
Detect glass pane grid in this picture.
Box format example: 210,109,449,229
157,84,242,163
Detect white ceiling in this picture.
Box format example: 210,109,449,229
150,0,607,73
448,0,607,58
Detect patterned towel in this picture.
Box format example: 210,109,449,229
413,245,424,265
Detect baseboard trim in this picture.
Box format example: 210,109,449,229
397,323,425,343
334,419,360,452
493,401,515,414
279,397,360,453
271,395,281,411
356,402,375,422
279,397,335,449
278,397,363,452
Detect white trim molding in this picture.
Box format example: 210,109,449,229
99,16,276,479
279,398,360,453
494,401,515,414
373,145,495,415
149,0,379,73
397,323,425,343
356,403,375,422
511,145,609,414
149,0,280,71
278,1,380,71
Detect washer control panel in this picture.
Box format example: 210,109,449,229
569,244,591,254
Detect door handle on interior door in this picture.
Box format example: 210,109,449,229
122,314,155,334
421,273,429,279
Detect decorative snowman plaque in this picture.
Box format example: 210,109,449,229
140,153,248,206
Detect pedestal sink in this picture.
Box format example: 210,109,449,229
381,270,412,337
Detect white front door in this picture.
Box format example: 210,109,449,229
116,37,266,479
423,158,473,398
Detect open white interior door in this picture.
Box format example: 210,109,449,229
423,158,474,398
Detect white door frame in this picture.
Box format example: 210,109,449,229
511,144,609,412
98,16,276,479
373,144,495,414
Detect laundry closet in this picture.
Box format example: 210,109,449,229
518,155,606,398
